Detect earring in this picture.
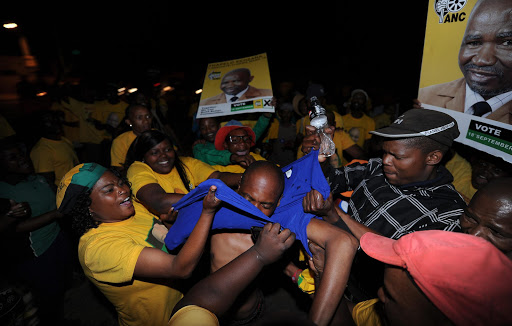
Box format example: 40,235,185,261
129,124,133,127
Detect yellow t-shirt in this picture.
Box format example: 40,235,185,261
352,298,382,326
212,153,267,173
62,97,107,144
263,119,280,142
342,114,376,148
168,305,219,326
94,99,128,126
127,158,217,220
78,214,183,326
110,131,137,167
445,152,477,204
30,137,79,186
50,101,80,143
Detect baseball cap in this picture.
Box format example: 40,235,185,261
214,120,256,151
360,230,512,326
369,108,459,146
56,163,107,214
351,89,369,101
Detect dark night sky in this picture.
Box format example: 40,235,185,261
2,1,430,106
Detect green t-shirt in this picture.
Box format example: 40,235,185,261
0,175,60,257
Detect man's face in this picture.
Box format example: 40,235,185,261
127,106,152,135
238,171,281,217
458,0,512,98
199,118,219,143
348,128,360,144
471,157,510,189
220,71,252,95
377,266,447,326
460,192,512,259
224,128,252,156
381,140,431,186
350,92,367,111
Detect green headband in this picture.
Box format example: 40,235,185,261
57,163,108,214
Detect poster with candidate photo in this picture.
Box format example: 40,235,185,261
196,53,274,119
418,0,511,163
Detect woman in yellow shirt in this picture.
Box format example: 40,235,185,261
56,163,222,326
125,130,242,225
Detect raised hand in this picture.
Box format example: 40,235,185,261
202,185,222,214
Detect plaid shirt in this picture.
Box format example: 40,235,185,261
325,158,465,239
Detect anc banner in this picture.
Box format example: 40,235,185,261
418,0,511,163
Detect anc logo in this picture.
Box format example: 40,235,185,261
434,0,467,24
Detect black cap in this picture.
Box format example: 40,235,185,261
369,109,460,146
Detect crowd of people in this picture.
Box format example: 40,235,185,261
0,70,511,326
1,0,512,320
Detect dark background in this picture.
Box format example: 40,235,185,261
1,1,430,108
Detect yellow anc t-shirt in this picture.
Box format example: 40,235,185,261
110,131,138,167
444,152,477,204
127,157,217,220
78,213,183,326
341,113,376,148
212,152,267,173
30,137,79,186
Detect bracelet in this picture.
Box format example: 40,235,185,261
291,269,303,283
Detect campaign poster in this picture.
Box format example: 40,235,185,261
418,0,512,163
196,53,274,119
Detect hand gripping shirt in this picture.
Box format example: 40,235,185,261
165,150,330,257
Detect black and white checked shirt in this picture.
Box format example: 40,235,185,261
324,158,465,239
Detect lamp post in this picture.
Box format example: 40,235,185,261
3,22,38,72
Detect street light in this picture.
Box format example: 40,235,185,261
2,21,38,70
3,22,18,29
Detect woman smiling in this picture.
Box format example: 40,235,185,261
124,130,241,226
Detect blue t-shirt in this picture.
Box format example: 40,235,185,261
165,150,330,256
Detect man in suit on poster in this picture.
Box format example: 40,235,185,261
417,0,512,124
199,68,273,106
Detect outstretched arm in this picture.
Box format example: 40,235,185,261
303,190,379,240
172,222,295,316
135,182,185,216
134,185,220,279
305,218,359,326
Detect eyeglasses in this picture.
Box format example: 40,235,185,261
228,135,252,144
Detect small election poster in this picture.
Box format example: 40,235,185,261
197,53,274,119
